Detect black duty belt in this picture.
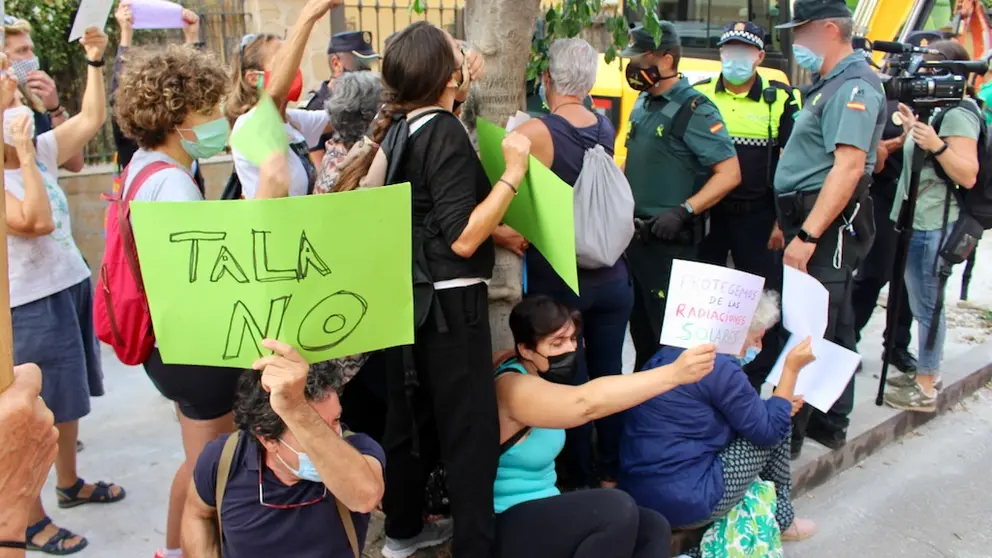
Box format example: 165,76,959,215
718,195,775,215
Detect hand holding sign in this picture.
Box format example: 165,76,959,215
229,94,289,167
131,0,184,29
69,0,115,42
669,343,718,385
253,339,309,417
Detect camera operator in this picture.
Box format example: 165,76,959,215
774,0,886,454
883,40,982,413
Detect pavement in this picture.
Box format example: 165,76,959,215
34,239,992,557
790,387,992,558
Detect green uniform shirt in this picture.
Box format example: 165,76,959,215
774,53,885,194
624,76,737,217
891,102,982,231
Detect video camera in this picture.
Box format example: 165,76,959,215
873,40,989,107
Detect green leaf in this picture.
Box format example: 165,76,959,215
604,45,617,64
408,0,426,15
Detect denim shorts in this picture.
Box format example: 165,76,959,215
12,278,104,423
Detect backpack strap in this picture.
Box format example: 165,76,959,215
117,161,178,290
500,427,532,455
670,93,712,141
122,160,176,204
214,431,241,543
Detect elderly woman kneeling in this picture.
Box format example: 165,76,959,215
619,291,818,545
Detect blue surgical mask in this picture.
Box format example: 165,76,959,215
792,44,824,74
277,440,322,483
539,79,549,110
737,346,761,367
178,116,231,160
721,58,755,86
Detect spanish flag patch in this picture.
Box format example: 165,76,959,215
846,102,866,111
709,122,724,133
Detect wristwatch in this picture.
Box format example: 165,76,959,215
797,229,819,244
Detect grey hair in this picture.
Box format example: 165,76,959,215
748,290,782,334
325,71,383,147
547,38,599,97
823,17,855,41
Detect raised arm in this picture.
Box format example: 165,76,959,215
5,115,54,237
53,28,108,167
497,344,716,430
266,0,342,107
110,1,134,97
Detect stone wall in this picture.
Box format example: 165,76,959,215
61,158,234,269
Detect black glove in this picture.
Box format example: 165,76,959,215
649,205,691,241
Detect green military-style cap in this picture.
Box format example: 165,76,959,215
620,22,681,57
776,0,853,29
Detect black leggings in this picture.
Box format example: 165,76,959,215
496,489,671,558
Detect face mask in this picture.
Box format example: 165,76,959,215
277,440,322,483
538,77,549,110
539,350,578,385
625,63,664,91
3,105,35,146
737,346,761,367
11,57,40,86
792,44,824,74
721,57,756,86
262,69,305,102
178,117,231,159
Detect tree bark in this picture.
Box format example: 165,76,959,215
463,0,542,352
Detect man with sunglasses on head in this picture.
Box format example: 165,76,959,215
184,338,385,558
3,15,84,172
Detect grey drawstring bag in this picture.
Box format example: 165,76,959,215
573,144,635,268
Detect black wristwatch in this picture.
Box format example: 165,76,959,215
932,141,949,156
86,58,106,68
797,229,819,244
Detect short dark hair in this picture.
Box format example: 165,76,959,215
929,39,970,64
508,295,582,350
233,366,339,441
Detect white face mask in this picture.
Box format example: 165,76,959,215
3,105,35,147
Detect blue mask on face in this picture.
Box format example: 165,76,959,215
737,346,761,367
792,44,824,74
278,440,322,483
538,79,549,110
178,116,231,160
721,58,755,86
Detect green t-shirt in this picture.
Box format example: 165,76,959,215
891,102,982,231
774,53,886,193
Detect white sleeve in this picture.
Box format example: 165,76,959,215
146,169,204,202
35,131,60,172
232,148,261,199
286,109,331,149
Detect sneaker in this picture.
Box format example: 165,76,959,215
781,518,817,542
887,373,943,390
382,519,454,558
884,382,937,413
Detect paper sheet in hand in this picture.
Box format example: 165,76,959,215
476,118,579,294
229,95,289,167
132,0,185,29
782,265,829,339
660,260,765,354
766,334,861,413
69,0,114,41
130,184,415,368
506,111,532,131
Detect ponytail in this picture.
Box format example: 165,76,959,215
334,102,401,192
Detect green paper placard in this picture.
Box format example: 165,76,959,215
130,184,414,368
476,118,579,295
229,94,289,166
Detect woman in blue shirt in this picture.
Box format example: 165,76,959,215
619,291,817,543
493,295,717,557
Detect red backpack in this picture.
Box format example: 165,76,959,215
94,161,175,366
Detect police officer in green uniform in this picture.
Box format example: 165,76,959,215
694,21,802,389
620,23,742,369
776,0,885,455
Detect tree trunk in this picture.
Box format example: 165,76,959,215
463,0,543,353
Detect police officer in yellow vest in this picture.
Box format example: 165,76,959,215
776,0,885,455
694,21,801,388
621,23,742,369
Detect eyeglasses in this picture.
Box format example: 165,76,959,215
257,452,328,510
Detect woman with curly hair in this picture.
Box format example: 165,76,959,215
112,43,237,558
5,27,120,556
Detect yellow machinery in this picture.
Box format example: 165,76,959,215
590,55,791,167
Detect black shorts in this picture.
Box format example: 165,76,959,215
143,348,243,421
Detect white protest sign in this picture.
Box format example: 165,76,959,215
766,334,861,413
506,111,532,131
69,0,114,41
782,265,829,339
660,260,765,354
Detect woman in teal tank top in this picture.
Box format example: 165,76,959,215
491,295,718,558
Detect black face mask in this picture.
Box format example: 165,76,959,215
540,350,578,385
625,63,678,91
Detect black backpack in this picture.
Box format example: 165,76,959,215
932,100,992,229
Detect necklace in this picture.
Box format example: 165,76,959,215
551,101,585,114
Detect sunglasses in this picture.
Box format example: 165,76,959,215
257,452,328,510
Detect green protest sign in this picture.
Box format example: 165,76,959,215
476,118,579,294
130,184,414,368
229,94,289,166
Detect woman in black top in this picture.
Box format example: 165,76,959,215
337,20,531,558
